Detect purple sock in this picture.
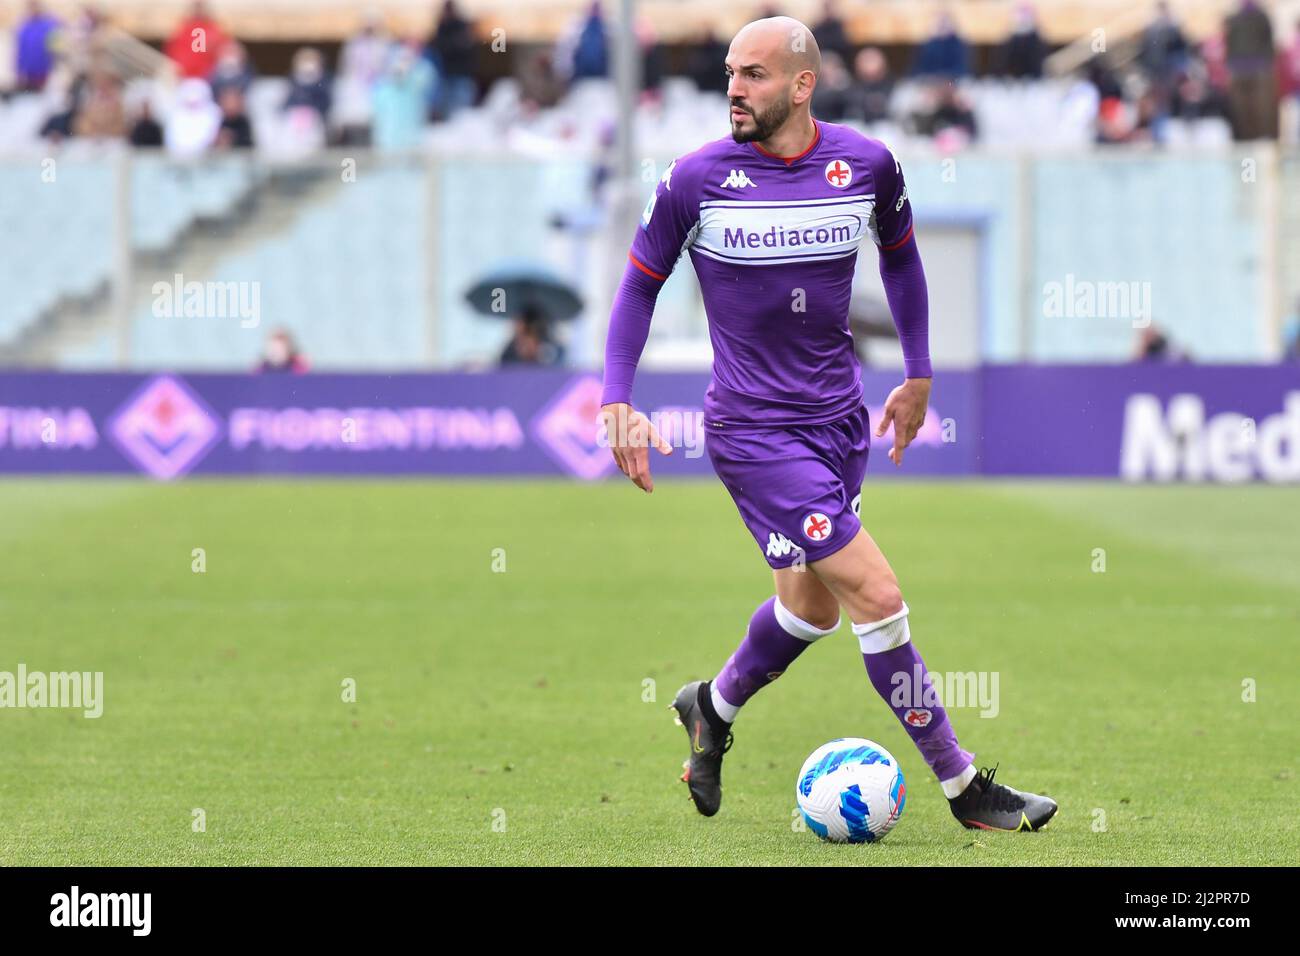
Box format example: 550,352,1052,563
714,596,830,710
856,609,973,783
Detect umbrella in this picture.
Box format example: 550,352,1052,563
464,260,584,322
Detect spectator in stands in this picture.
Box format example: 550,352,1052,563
71,66,125,140
561,2,609,81
39,104,75,143
15,1,61,92
165,77,221,157
215,86,253,149
1201,29,1231,94
811,51,852,121
637,16,665,99
257,329,310,374
127,98,164,147
283,47,331,120
1096,95,1139,144
811,1,853,66
274,47,331,155
1085,56,1124,101
373,41,435,151
912,11,969,79
1170,66,1230,123
847,47,894,124
56,5,106,84
428,0,478,119
995,2,1045,79
1133,325,1187,362
499,306,564,367
686,26,727,94
165,1,228,81
1138,1,1190,89
208,40,254,101
334,11,390,145
914,81,977,147
1224,0,1277,139
517,49,565,111
1131,86,1165,143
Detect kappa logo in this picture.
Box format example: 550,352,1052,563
765,531,802,558
903,708,933,728
641,159,678,226
661,158,677,191
719,168,758,189
824,159,853,188
802,512,833,541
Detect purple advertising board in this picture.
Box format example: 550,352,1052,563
979,364,1300,482
0,365,1294,481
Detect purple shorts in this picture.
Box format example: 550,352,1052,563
705,404,871,569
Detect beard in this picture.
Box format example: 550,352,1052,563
730,96,793,144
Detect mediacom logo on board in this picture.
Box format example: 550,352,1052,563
1121,392,1300,483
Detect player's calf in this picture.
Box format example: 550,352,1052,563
671,595,838,817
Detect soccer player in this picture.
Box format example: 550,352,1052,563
599,17,1057,832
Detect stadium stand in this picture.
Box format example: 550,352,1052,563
1,0,1296,367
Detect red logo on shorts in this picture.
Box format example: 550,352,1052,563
802,512,833,541
904,708,933,728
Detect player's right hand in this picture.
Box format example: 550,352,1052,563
599,402,673,493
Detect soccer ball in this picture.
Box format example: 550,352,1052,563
795,738,906,843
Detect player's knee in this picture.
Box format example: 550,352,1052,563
780,595,840,633
804,606,842,632
859,578,904,622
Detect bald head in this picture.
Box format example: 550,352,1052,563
725,17,820,145
732,16,821,81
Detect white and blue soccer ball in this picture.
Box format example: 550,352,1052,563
795,738,906,843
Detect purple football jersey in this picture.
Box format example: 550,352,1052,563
628,120,916,428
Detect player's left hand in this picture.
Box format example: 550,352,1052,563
875,377,931,467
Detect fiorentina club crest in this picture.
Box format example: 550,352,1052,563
531,374,617,481
824,159,853,188
903,708,933,728
107,375,222,480
802,512,833,541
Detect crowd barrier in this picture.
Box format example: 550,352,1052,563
0,365,1296,482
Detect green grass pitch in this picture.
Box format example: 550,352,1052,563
0,478,1296,866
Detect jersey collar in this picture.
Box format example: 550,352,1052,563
749,119,821,166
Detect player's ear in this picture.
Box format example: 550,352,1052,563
793,70,815,105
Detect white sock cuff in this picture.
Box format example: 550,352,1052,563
773,597,841,642
852,602,911,654
940,763,977,799
710,682,742,723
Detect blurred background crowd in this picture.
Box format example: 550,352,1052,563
0,1,1297,375
4,0,1300,158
